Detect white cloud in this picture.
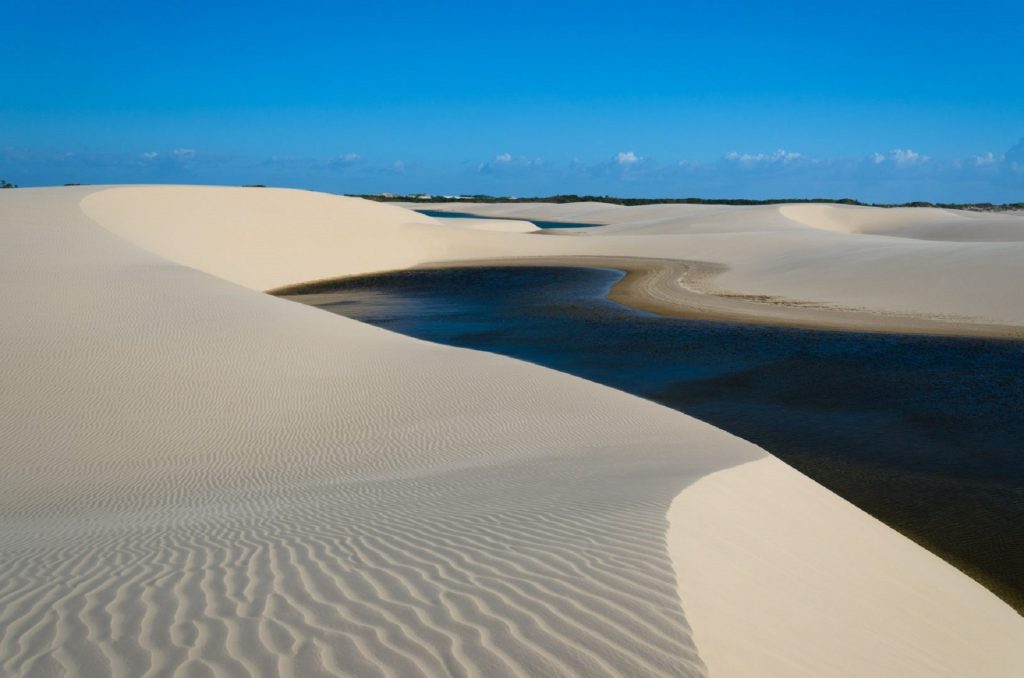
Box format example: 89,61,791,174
890,148,925,166
140,151,158,160
1003,140,1024,170
973,152,997,166
476,153,542,174
871,148,929,167
325,152,362,170
171,148,197,160
725,149,803,165
615,151,640,165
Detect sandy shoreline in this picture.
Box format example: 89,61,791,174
2,185,1022,677
412,255,1024,339
401,201,1024,331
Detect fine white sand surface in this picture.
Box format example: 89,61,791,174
1,185,1022,677
436,217,541,233
402,201,1024,330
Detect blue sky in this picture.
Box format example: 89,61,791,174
2,0,1023,201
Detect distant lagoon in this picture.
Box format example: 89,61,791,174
415,209,601,229
286,265,1024,611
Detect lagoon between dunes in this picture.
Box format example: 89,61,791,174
1,184,1023,677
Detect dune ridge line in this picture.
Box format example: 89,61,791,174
0,185,1019,676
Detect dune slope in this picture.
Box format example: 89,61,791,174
409,201,1024,329
0,185,1020,677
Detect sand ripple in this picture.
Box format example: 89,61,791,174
0,187,747,676
0,451,720,677
3,186,1022,677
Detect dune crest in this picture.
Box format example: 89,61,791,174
671,456,1024,677
0,185,1021,676
405,200,1024,327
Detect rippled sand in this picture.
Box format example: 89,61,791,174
0,185,1021,677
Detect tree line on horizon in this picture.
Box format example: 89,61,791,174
354,192,1024,211
0,182,1019,210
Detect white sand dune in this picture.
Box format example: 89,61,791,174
778,203,1024,241
436,217,541,233
420,200,1024,241
1,185,1022,677
671,457,1024,677
407,201,1024,328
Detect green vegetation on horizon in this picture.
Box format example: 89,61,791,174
1,182,1019,211
353,193,1024,211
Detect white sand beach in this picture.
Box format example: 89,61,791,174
1,185,1023,677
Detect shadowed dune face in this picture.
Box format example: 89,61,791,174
0,186,1022,677
3,186,752,676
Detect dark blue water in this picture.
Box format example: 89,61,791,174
283,266,1024,610
415,209,601,229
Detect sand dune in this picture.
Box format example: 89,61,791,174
1,185,1022,677
778,203,1024,241
672,456,1024,677
412,199,1024,242
437,217,540,233
404,200,1024,328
